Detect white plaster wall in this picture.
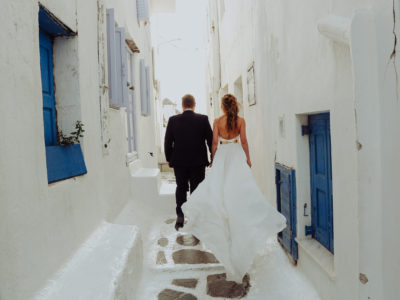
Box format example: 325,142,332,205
0,1,147,299
206,0,400,299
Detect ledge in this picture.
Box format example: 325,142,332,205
317,15,351,45
296,237,335,280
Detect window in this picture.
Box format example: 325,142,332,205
106,9,128,108
304,113,334,253
126,47,138,154
136,0,150,22
247,64,256,106
140,59,151,116
276,164,298,261
38,5,87,183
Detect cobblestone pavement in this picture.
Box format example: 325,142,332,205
137,216,252,300
136,174,320,300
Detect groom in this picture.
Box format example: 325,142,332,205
164,94,213,230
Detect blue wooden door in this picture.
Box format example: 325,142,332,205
276,165,298,261
39,31,57,145
309,113,333,253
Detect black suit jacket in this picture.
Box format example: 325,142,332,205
164,110,213,168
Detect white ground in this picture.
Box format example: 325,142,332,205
134,175,321,300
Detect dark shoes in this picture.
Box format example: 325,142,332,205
175,216,184,231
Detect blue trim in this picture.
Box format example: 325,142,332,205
46,145,87,183
39,5,76,37
275,164,298,261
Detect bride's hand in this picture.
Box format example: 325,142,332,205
247,159,252,168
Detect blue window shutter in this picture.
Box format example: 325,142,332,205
46,145,87,183
145,66,151,115
136,0,149,21
106,9,118,106
309,113,334,253
115,27,128,107
275,165,298,261
39,30,57,146
139,59,147,115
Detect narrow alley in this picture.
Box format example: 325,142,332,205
1,0,400,300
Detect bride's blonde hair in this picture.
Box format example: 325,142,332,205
221,94,239,132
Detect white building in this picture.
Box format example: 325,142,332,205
205,1,400,299
0,0,159,299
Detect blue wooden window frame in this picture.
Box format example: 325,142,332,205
275,164,298,261
39,5,87,184
306,113,334,253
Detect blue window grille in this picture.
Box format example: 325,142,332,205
39,5,87,183
275,164,298,262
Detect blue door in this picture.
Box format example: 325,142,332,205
276,164,298,261
308,113,333,253
39,30,57,145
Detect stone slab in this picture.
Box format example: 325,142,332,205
176,234,200,246
158,289,197,300
172,278,198,289
172,249,219,264
206,273,250,298
157,251,167,265
158,237,169,247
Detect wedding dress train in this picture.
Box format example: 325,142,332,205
182,136,287,282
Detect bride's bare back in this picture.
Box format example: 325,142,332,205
211,115,252,167
215,115,243,139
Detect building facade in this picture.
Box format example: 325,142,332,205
0,0,157,299
205,1,400,299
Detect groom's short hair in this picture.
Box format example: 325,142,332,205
182,94,196,108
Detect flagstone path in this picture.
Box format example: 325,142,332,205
135,173,321,300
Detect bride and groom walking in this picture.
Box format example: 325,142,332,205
164,94,287,283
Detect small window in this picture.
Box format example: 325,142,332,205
38,5,87,183
140,59,151,116
247,64,256,106
136,0,150,22
106,9,129,108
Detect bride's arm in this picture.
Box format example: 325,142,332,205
239,119,252,168
211,120,219,164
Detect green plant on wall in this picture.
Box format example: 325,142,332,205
59,121,85,146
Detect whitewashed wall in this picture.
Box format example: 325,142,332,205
206,0,400,299
106,0,158,169
0,0,156,299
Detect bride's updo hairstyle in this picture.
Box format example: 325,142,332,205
221,94,239,132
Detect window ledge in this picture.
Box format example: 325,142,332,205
296,237,335,280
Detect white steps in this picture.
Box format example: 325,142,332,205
129,160,175,217
35,222,142,300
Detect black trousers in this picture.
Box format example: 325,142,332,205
173,166,206,218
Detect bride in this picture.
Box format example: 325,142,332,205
182,94,287,283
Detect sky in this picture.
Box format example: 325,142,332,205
151,0,208,114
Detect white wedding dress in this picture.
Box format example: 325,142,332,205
182,136,287,282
